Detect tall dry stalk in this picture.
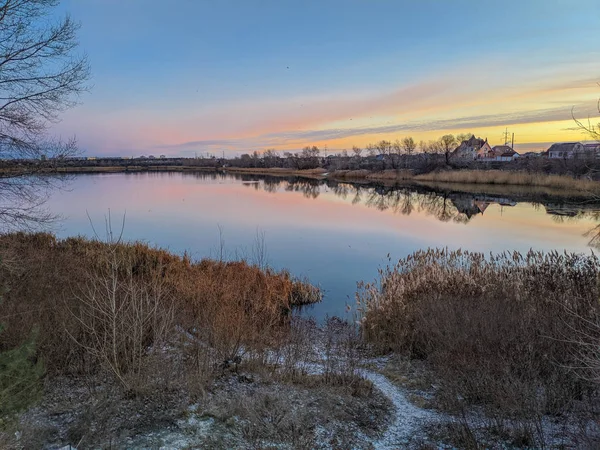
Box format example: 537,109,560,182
65,224,174,390
358,249,600,418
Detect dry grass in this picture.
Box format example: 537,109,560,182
224,167,327,178
329,168,600,194
330,169,413,181
358,249,600,444
0,233,320,381
415,169,600,192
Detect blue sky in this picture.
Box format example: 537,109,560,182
53,0,600,156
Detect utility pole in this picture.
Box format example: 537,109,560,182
502,128,510,146
511,133,514,150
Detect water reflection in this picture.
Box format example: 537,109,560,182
228,172,600,226
43,171,600,320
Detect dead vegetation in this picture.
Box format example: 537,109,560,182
414,169,600,192
329,169,413,181
0,232,398,449
327,168,600,194
0,232,320,376
358,249,600,447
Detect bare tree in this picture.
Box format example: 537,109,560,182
439,134,457,165
262,148,280,167
455,133,473,144
401,137,416,156
365,143,377,157
0,0,90,230
573,96,600,142
375,140,397,169
352,145,362,158
299,145,321,169
0,0,90,159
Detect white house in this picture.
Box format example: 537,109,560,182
547,142,584,159
581,143,600,158
476,145,519,161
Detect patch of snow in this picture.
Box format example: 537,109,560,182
292,355,437,449
358,368,437,449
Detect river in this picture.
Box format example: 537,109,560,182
44,171,600,320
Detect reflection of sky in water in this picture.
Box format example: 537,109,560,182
46,173,600,320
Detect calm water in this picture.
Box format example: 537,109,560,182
45,172,600,320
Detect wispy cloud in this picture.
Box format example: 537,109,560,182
155,101,597,155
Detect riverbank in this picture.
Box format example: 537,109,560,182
222,166,328,178
0,233,422,449
330,168,600,193
358,248,600,448
3,164,600,195
1,234,599,448
0,165,329,178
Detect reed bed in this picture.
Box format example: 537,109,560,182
0,233,321,382
224,167,327,177
358,249,600,426
415,169,600,192
330,169,412,180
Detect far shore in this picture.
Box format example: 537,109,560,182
3,164,600,196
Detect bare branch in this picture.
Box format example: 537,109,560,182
0,0,90,230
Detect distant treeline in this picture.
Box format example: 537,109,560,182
3,132,600,180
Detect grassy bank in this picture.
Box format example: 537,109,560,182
358,249,600,447
4,164,600,195
329,169,413,181
0,233,321,378
414,169,600,192
1,233,401,448
330,168,600,193
223,167,328,178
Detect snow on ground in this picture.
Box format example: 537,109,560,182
359,368,437,449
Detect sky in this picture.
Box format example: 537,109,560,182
53,0,600,157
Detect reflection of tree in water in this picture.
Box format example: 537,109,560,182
351,187,362,205
360,185,468,223
331,183,350,200
194,173,600,233
0,175,70,231
262,179,280,193
284,180,321,199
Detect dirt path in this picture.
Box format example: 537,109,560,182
358,368,437,449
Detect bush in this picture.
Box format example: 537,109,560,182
358,249,600,418
0,233,321,383
0,292,44,422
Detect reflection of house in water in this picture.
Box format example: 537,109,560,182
474,201,489,214
451,195,517,219
544,203,587,217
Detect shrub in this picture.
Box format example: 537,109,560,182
358,249,600,419
414,169,600,192
0,289,44,422
0,233,321,383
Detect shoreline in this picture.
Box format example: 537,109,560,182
2,165,600,198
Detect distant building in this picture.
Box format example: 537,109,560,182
453,135,488,160
547,142,584,159
476,144,519,161
492,145,519,161
581,143,600,158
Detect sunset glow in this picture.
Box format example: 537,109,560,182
54,0,600,157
